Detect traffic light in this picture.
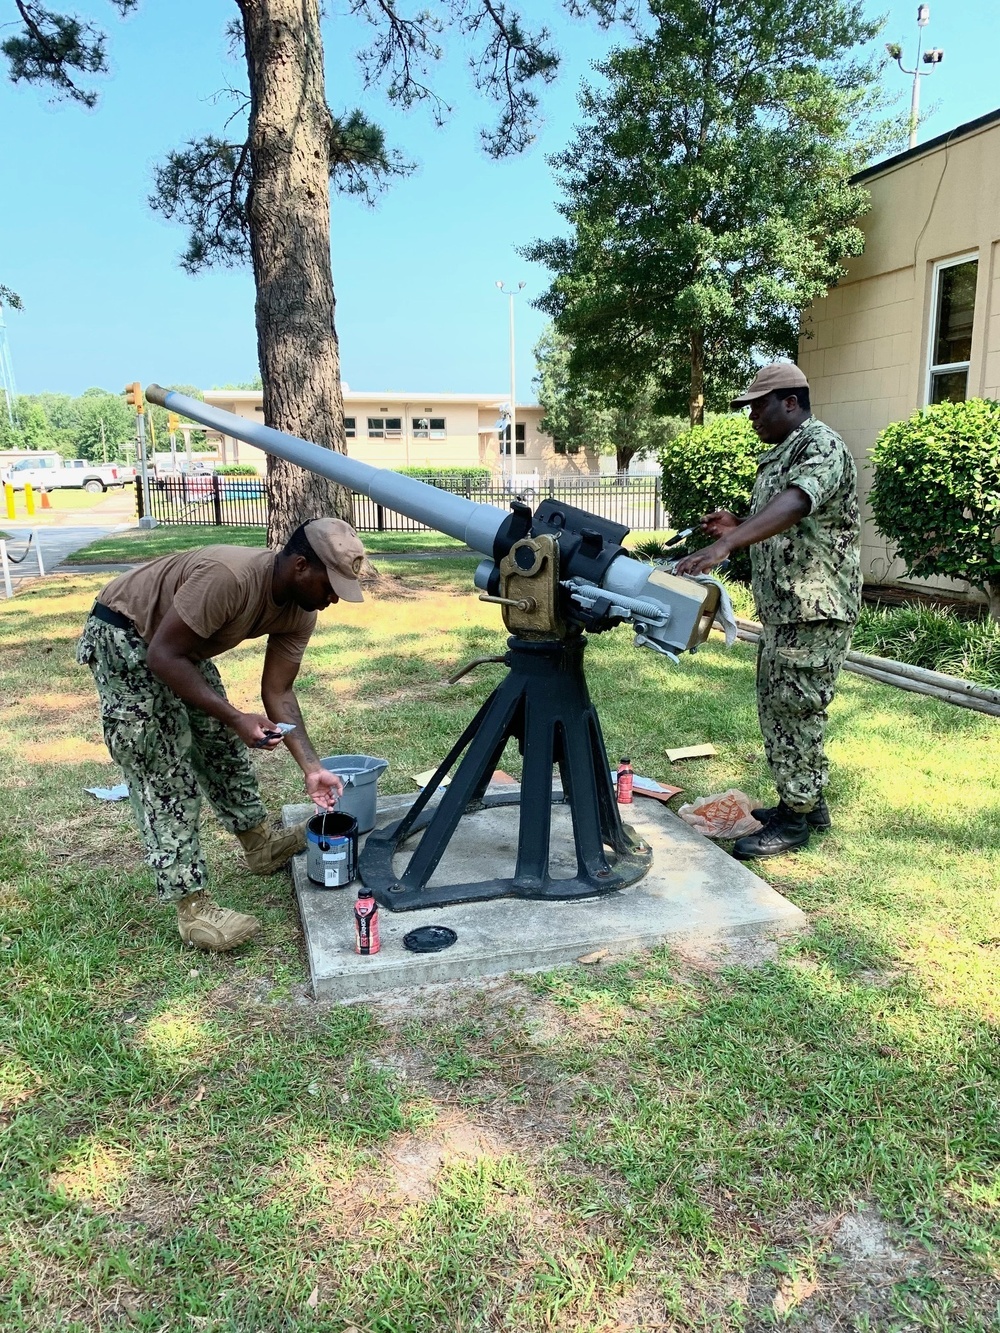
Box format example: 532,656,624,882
167,412,179,433
123,382,144,413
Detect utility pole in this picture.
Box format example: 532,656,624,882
496,281,526,487
124,382,157,529
887,4,945,150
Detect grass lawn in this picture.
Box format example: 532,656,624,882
1,559,998,1331
6,487,134,519
62,525,472,565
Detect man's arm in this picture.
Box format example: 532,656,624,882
260,641,343,810
674,487,812,576
146,607,282,750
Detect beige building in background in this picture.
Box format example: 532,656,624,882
201,389,598,477
798,107,1000,596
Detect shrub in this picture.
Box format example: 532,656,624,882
870,399,1000,620
658,414,760,581
396,466,492,488
214,463,259,476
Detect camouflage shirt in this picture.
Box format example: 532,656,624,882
749,416,861,625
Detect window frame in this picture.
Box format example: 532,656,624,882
367,416,402,439
499,422,526,456
344,416,356,439
925,252,978,406
412,416,447,439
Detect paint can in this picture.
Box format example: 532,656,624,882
306,811,358,888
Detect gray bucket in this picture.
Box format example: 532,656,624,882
320,754,389,834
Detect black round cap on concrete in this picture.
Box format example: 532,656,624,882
402,926,458,953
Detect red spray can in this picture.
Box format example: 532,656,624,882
354,889,380,955
616,757,634,805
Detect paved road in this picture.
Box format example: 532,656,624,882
1,522,131,595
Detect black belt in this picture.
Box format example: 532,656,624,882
91,601,135,631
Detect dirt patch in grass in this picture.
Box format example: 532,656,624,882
20,737,109,765
362,569,419,600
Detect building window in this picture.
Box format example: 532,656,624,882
499,423,526,456
344,417,356,439
927,256,977,404
413,416,446,439
367,416,402,439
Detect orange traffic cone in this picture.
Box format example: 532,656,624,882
40,489,52,510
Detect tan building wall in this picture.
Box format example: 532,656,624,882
798,109,1000,594
201,390,599,477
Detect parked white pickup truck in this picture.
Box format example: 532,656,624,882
3,456,135,493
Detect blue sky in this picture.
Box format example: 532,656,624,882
1,0,994,399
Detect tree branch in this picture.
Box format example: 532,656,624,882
3,1,138,106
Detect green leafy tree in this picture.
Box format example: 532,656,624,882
535,325,682,474
3,0,628,541
0,396,52,450
870,399,1000,621
526,0,891,426
74,389,135,462
30,392,77,452
658,413,760,579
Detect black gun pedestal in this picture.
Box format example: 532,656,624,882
360,633,652,910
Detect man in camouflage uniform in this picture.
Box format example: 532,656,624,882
77,518,367,948
675,363,861,859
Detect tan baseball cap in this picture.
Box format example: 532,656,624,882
731,362,809,408
304,517,366,602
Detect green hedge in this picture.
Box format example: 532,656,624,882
214,463,259,476
396,466,492,487
658,415,759,581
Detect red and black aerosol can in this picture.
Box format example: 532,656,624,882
616,757,634,805
354,889,380,955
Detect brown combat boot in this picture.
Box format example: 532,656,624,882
176,891,261,951
235,820,308,876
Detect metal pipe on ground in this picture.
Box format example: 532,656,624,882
733,620,1000,718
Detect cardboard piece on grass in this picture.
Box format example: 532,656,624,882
666,744,718,763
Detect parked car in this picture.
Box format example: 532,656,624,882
3,456,134,493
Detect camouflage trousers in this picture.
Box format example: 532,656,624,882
77,614,267,903
756,620,854,814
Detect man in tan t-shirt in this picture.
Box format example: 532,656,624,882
77,517,366,952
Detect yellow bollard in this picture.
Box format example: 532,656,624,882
3,482,13,521
24,483,36,517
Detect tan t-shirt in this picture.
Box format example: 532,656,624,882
98,546,317,663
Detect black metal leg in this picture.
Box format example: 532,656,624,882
513,696,555,890
398,680,522,890
359,634,652,910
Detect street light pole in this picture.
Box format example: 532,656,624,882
887,4,944,151
496,280,526,486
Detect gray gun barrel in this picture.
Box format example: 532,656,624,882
145,385,507,555
145,384,715,656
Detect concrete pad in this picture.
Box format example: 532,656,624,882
284,789,806,1002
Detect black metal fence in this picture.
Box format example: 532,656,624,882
137,473,665,533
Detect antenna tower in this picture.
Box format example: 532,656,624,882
0,303,17,428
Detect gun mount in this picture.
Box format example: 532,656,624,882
145,386,720,910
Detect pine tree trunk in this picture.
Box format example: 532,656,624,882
689,329,705,427
239,0,351,546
